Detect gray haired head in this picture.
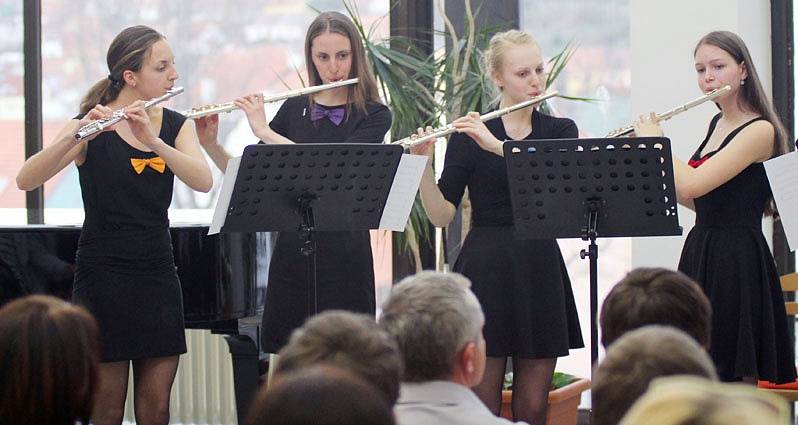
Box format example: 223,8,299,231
379,271,484,382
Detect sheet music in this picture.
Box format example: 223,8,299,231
764,151,798,252
379,154,428,231
208,156,242,235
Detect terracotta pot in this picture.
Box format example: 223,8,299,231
500,378,591,425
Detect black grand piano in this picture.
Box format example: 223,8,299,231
0,224,271,424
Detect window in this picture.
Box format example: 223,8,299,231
0,2,25,224
39,0,389,224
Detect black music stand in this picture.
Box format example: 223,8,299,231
219,143,404,315
503,137,682,365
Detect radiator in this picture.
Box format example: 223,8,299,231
122,329,239,425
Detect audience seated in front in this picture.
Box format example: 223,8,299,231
0,294,100,425
274,310,403,406
592,325,718,425
379,271,527,425
246,365,395,425
600,267,711,348
619,375,790,425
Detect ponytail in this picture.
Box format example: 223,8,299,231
79,77,122,114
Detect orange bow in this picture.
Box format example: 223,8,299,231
130,157,166,174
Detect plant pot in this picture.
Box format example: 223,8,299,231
500,378,591,425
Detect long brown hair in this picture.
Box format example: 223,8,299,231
304,11,382,117
696,31,790,215
79,25,164,114
695,31,790,158
0,295,100,425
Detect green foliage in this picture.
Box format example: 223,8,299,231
550,371,577,390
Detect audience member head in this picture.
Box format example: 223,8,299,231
0,295,100,425
600,267,711,348
592,326,718,425
619,376,790,425
246,365,395,425
379,271,485,387
275,310,403,406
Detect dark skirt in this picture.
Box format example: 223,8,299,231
261,230,375,353
679,225,796,383
73,227,186,363
454,226,583,358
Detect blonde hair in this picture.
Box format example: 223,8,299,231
619,376,790,425
484,29,540,76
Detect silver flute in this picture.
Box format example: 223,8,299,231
181,78,359,119
75,86,185,141
391,91,559,148
606,85,731,137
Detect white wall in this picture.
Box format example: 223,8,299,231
629,0,772,268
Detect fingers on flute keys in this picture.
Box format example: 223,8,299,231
408,126,436,155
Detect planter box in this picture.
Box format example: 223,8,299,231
500,378,591,425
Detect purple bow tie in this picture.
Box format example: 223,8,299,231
310,105,345,126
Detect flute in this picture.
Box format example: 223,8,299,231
181,78,359,119
391,91,559,148
75,87,185,141
606,85,731,137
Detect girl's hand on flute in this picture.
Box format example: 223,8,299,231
632,112,664,137
125,101,160,148
75,104,117,142
453,112,502,155
234,94,270,140
194,114,220,148
408,126,437,157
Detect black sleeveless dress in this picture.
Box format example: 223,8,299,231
679,114,796,383
438,109,584,358
260,96,392,353
72,108,187,362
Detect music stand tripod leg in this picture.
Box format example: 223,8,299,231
298,192,319,316
580,198,603,365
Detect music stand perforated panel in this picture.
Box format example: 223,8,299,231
504,137,682,239
222,144,404,232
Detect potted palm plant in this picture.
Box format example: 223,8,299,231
501,372,591,425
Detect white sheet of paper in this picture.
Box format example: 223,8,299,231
764,151,798,252
379,154,428,231
208,156,242,235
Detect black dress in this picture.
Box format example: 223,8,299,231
260,96,392,353
73,108,187,362
679,114,796,383
438,109,584,358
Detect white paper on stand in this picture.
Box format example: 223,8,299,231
379,154,428,231
208,156,242,235
764,151,798,252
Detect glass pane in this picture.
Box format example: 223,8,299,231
40,0,389,224
520,0,631,381
0,1,25,224
521,0,630,138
